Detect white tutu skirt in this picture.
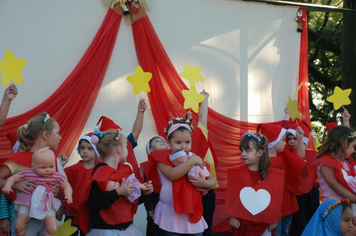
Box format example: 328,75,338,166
87,224,142,236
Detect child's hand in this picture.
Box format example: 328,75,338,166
268,223,278,232
148,210,154,218
343,109,351,122
65,195,73,204
186,111,193,121
296,126,304,140
1,186,12,194
58,153,68,167
284,107,290,116
13,180,36,195
229,216,240,229
200,89,209,99
48,183,61,197
138,98,147,113
4,84,18,101
116,178,134,196
142,180,153,195
189,155,205,168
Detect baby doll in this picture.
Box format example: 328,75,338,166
2,147,73,236
169,150,210,179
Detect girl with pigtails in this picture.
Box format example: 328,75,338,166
76,129,153,236
0,112,65,235
226,133,284,236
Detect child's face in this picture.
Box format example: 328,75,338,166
150,137,168,153
79,140,97,163
274,134,286,153
240,141,261,170
32,151,56,178
106,180,120,191
171,154,189,166
340,207,353,236
118,142,128,163
168,130,192,154
343,139,356,158
46,121,62,151
287,133,298,148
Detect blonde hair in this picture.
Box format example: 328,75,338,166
96,129,127,157
17,114,57,152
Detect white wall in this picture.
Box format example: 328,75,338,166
0,0,300,233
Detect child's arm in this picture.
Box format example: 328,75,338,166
0,84,18,130
342,109,351,128
229,216,241,229
189,174,217,191
295,126,306,158
131,98,147,142
281,107,290,129
60,180,73,204
158,155,205,181
198,90,209,128
0,194,10,234
321,165,356,202
1,173,21,194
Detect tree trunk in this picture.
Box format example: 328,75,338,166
342,0,356,127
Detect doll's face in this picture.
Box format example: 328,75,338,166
32,150,56,178
171,154,189,166
106,180,120,191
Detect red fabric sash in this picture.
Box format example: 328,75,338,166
64,161,94,212
226,165,284,224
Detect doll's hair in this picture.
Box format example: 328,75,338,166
317,125,355,159
17,113,57,152
240,133,270,180
96,129,127,157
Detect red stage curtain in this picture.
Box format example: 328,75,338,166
0,10,122,158
132,12,310,232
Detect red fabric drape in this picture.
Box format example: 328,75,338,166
0,10,121,158
132,13,310,232
298,7,314,149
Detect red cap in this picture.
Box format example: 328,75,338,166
259,123,286,149
6,131,20,153
96,116,122,132
325,122,338,133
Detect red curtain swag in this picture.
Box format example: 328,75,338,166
0,6,310,233
0,10,122,158
132,8,310,232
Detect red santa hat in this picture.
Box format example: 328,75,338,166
287,121,311,145
77,132,100,157
259,123,286,149
325,122,338,134
6,131,20,153
96,116,124,134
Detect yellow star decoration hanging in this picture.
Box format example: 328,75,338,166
179,64,205,87
55,219,78,236
286,95,302,121
126,65,152,96
182,85,205,113
0,50,26,86
326,86,352,110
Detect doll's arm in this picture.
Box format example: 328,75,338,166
2,173,21,194
321,165,356,202
60,180,73,204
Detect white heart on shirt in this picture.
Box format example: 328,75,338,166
240,187,271,215
342,169,354,183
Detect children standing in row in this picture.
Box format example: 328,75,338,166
226,133,284,236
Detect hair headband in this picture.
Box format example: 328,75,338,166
164,117,194,137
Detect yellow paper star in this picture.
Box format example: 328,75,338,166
286,95,302,121
179,64,205,87
182,85,205,113
126,65,152,96
0,50,26,86
326,86,352,110
55,219,78,236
